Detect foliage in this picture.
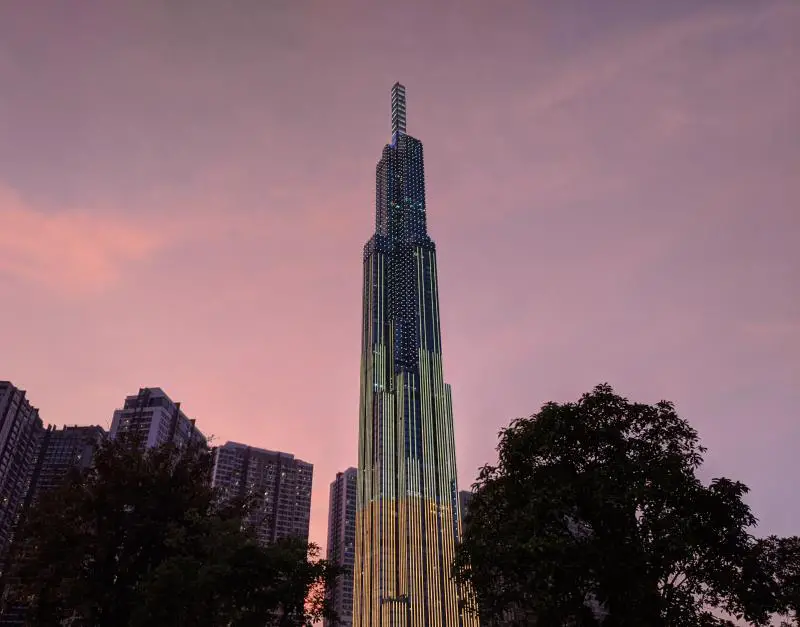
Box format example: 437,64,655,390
3,437,338,627
453,384,798,626
748,535,800,626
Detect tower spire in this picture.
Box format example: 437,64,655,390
391,82,406,142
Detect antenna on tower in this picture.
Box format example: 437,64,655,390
391,82,406,143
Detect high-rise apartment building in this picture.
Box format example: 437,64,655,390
25,425,105,505
354,84,476,626
0,383,43,563
0,425,105,625
325,467,358,627
109,387,206,449
212,442,312,545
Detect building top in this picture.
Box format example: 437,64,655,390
218,441,312,466
0,381,36,406
122,387,176,410
111,387,205,448
46,424,105,431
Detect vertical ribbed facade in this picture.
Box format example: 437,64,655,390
354,84,476,627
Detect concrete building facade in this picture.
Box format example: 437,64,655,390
325,467,358,627
0,383,42,563
26,425,106,504
109,387,205,449
212,442,312,545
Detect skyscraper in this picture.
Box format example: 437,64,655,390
354,84,476,626
109,387,206,449
212,442,313,545
0,383,42,564
325,467,358,627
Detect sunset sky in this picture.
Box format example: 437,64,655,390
1,0,797,552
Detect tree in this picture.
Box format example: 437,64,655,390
3,437,338,626
453,384,798,626
747,536,800,626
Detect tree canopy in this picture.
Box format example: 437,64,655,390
454,384,799,626
2,437,338,627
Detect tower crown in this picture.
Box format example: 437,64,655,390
391,82,406,143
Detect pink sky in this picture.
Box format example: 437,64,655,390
0,0,798,552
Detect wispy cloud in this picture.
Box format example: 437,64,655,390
0,183,163,294
0,174,366,297
515,2,794,120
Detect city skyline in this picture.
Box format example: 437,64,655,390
0,383,314,546
0,0,797,565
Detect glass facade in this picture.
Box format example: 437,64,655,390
354,85,477,627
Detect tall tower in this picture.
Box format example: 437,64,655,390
354,84,476,627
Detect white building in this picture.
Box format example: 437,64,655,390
109,387,205,449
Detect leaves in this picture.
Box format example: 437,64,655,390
454,384,796,626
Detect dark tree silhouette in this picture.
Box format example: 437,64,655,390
453,384,798,627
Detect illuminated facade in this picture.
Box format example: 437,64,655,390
354,84,476,627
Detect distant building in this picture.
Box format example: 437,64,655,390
325,467,357,627
109,387,206,449
212,442,312,545
0,383,43,562
25,425,105,504
459,489,474,523
0,425,106,625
